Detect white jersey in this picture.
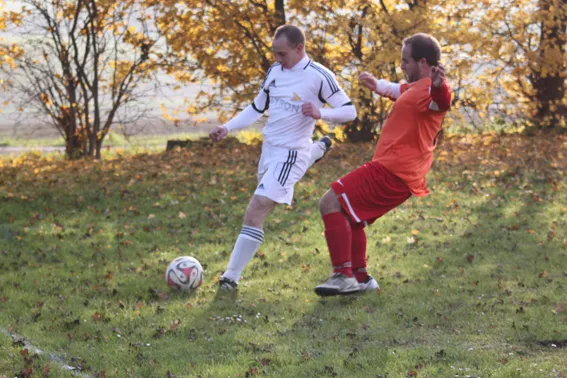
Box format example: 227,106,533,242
251,55,352,150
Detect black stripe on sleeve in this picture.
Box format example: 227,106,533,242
252,89,270,113
261,63,280,87
318,82,326,104
309,63,339,94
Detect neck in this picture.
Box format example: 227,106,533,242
289,52,307,68
419,66,432,80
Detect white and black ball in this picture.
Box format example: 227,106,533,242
165,256,204,292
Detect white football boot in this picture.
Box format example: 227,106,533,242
314,273,360,297
357,275,380,293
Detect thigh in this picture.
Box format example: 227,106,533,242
330,161,411,224
255,148,309,206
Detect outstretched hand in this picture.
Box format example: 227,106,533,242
209,125,228,142
359,71,378,92
430,63,446,88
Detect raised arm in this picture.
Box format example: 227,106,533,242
429,64,451,111
359,72,406,101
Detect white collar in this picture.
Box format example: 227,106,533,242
284,55,311,71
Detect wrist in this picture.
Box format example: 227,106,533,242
431,80,446,90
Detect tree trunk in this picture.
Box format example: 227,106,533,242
343,117,377,143
533,0,567,127
60,107,83,160
95,139,102,159
65,132,83,160
88,133,97,159
343,92,380,142
274,0,285,25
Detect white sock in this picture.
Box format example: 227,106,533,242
308,140,326,168
223,226,264,282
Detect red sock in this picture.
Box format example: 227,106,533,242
350,221,368,282
322,212,353,277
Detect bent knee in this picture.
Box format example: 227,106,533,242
319,190,342,215
249,196,275,212
244,196,276,227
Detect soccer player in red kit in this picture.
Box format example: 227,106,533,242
314,33,452,296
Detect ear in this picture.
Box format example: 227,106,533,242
296,43,304,53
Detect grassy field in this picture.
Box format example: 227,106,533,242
0,132,566,378
0,132,210,149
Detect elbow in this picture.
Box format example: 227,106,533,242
346,105,357,122
439,98,451,112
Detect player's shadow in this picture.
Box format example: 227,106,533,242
212,286,239,303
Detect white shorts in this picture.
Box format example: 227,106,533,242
254,142,310,205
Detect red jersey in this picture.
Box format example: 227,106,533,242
373,77,450,197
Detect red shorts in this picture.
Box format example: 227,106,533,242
330,161,411,225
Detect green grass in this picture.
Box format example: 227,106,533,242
0,136,67,148
0,135,566,377
0,132,210,149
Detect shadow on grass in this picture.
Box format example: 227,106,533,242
1,140,566,376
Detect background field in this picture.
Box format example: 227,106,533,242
1,132,566,377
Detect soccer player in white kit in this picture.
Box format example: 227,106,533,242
209,25,357,291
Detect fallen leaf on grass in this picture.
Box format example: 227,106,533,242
170,319,181,331
17,369,32,378
42,361,51,376
363,305,376,314
149,288,169,301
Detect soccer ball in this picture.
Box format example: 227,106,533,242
165,256,204,292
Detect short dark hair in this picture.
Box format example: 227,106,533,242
403,33,441,66
274,25,305,47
